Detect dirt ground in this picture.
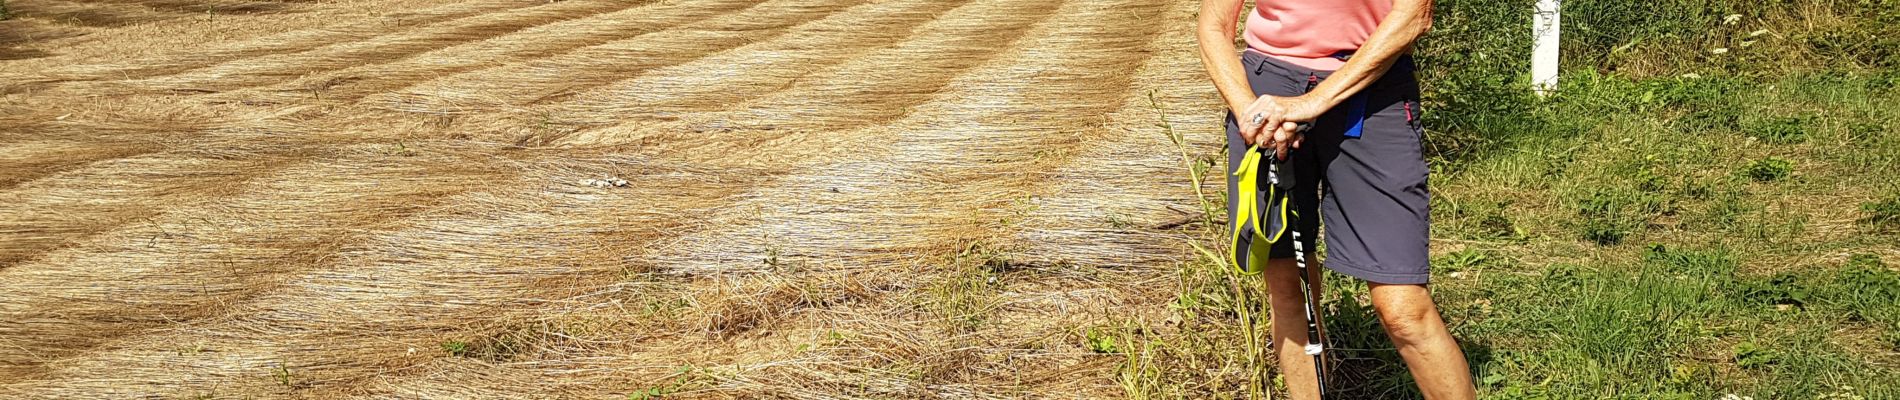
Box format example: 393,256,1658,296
0,0,1230,397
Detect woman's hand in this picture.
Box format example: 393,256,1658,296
1239,94,1327,156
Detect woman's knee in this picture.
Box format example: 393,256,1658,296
1369,283,1443,345
1260,259,1316,299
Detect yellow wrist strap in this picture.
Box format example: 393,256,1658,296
1230,145,1293,274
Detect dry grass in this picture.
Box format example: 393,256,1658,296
0,0,1230,398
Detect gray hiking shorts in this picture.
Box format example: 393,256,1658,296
1225,50,1432,285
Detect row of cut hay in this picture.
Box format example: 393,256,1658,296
77,0,298,15
363,0,859,116
0,141,513,381
0,142,282,266
534,0,1165,396
0,149,766,398
321,260,1034,399
17,0,535,81
916,0,1218,324
0,130,304,267
679,269,1132,399
196,0,771,106
1007,0,1227,269
640,0,1166,275
0,18,88,62
292,0,1089,390
0,96,229,189
275,0,1094,386
104,0,646,93
0,102,383,264
0,138,160,188
669,0,1171,392
0,0,726,261
0,0,1194,397
1,81,726,388
2,0,185,27
333,267,911,398
973,0,1241,391
0,0,823,261
600,0,1088,276
388,0,972,147
546,0,976,126
0,0,851,202
160,0,1170,396
1,0,942,375
674,273,1103,399
0,92,505,260
558,0,1058,147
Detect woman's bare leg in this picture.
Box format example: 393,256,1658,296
1260,256,1325,399
1369,282,1476,400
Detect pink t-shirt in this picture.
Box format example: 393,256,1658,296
1244,0,1392,71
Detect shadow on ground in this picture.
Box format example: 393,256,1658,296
1320,281,1494,399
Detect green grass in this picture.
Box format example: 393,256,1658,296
1116,0,1900,397
920,243,1009,333
1421,69,1900,398
1739,157,1794,182
1863,194,1900,232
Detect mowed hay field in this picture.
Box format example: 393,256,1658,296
5,0,1900,399
0,0,1230,398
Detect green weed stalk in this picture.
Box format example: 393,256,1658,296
1151,90,1269,400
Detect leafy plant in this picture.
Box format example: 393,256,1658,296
1436,249,1490,273
626,388,667,400
627,370,699,400
1738,273,1810,308
272,362,295,388
440,340,471,357
1086,327,1122,354
1733,341,1779,370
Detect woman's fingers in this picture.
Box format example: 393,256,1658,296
1266,123,1304,158
1264,113,1286,144
1244,96,1315,148
1243,112,1267,144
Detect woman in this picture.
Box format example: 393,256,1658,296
1195,0,1477,398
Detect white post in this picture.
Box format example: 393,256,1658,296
1532,0,1561,96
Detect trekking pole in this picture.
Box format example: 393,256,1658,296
1266,148,1327,399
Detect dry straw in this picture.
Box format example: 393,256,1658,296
0,0,1226,396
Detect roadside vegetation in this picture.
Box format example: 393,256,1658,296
0,0,1893,398
1119,0,1900,398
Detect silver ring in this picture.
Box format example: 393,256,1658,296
1250,113,1265,125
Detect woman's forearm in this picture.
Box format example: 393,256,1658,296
1304,0,1432,108
1197,0,1255,114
